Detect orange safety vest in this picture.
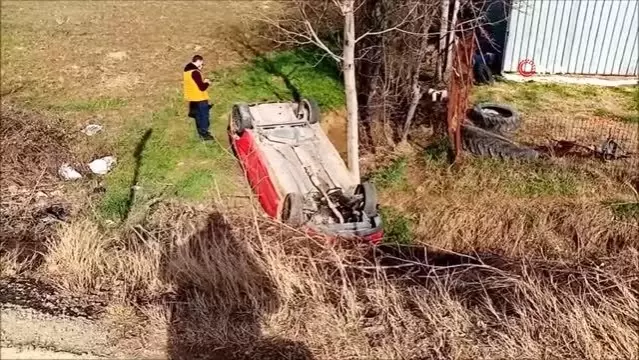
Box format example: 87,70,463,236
183,69,209,102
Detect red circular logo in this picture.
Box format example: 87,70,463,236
517,59,536,77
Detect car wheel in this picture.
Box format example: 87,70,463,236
356,182,378,217
232,103,254,134
470,103,521,135
281,192,305,227
301,98,321,124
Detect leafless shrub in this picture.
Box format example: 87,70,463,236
0,103,74,275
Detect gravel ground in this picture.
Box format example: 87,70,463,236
0,346,100,359
1,303,111,358
1,275,167,359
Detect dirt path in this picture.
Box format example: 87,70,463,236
1,346,98,359
1,304,113,358
1,302,167,359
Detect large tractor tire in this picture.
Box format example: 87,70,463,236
470,103,521,135
462,123,539,160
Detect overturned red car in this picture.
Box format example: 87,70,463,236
229,99,383,243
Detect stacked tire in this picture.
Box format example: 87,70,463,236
462,103,539,160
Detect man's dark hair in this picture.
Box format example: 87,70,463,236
192,55,203,62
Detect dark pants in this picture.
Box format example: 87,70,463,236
188,101,211,137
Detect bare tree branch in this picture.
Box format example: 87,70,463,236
303,19,343,61
331,0,345,12
354,0,369,13
354,1,420,43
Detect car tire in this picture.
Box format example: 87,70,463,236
462,123,539,160
281,192,305,227
474,62,495,85
470,103,521,135
356,182,378,217
302,98,321,124
232,103,254,134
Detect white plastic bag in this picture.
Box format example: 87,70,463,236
88,156,117,175
58,164,82,180
81,124,103,136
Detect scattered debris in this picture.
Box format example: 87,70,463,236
599,138,629,160
81,124,103,136
88,156,116,175
427,88,448,102
58,164,82,180
545,138,634,161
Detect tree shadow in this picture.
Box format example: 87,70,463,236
234,37,302,102
230,29,342,103
163,211,314,360
122,128,152,221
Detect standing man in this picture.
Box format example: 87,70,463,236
183,55,213,140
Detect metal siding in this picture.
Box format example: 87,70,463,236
503,0,639,76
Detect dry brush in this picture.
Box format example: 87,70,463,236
37,201,639,359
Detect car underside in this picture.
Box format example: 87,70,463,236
229,99,383,241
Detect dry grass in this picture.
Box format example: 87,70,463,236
0,103,76,276
33,202,639,359
0,1,277,116
45,220,112,293
373,152,639,260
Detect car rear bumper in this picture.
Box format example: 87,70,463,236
313,215,384,244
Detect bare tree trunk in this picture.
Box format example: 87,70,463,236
343,0,360,181
444,0,460,82
400,74,422,143
437,0,450,82
401,5,432,143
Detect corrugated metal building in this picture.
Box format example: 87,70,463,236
501,0,638,76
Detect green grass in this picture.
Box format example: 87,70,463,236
473,82,637,117
97,95,234,221
209,48,343,113
99,185,130,221
593,108,639,124
380,207,413,244
474,82,598,109
607,85,639,123
423,138,452,164
173,168,219,200
608,201,639,220
504,168,579,197
371,157,407,189
460,158,582,198
49,97,128,112
97,49,344,221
